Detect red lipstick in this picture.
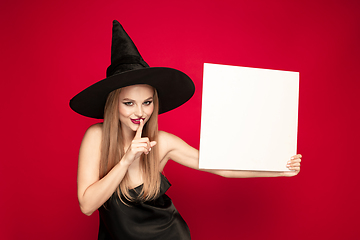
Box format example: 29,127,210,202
131,118,144,124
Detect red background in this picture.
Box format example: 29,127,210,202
1,0,359,239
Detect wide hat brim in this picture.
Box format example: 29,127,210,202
69,67,195,119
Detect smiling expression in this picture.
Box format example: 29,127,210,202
118,84,155,133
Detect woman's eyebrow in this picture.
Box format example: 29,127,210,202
121,97,153,101
121,98,134,101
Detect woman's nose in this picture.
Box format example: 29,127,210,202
134,105,143,117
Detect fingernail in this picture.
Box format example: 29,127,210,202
149,148,152,151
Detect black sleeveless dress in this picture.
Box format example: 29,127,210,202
98,174,191,240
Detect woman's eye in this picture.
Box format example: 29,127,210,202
144,101,153,105
123,102,133,106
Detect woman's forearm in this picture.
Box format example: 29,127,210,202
204,154,301,178
210,169,287,178
78,160,130,216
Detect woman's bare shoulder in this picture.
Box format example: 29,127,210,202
158,130,199,169
158,130,178,140
85,123,103,135
157,131,176,168
82,123,103,143
157,130,184,152
79,123,103,163
158,130,180,146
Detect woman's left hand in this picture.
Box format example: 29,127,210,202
283,154,302,177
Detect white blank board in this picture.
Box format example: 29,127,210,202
199,63,299,171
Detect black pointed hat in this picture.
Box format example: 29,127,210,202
69,20,195,119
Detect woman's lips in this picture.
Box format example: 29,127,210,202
131,118,145,124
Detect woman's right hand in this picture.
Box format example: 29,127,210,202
122,119,157,166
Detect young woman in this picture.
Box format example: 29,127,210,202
70,20,302,240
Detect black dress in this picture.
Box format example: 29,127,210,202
98,174,191,240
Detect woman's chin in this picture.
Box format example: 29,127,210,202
131,124,141,132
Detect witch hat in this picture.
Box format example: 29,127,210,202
70,20,195,119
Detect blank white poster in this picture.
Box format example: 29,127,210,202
199,63,299,171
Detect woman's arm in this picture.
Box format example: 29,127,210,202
77,124,130,216
159,131,301,178
77,121,155,216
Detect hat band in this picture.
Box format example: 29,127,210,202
106,55,149,77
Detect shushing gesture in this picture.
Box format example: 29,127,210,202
123,119,157,166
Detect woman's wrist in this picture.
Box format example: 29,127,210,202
119,158,132,168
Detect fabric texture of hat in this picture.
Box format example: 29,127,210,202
69,20,195,119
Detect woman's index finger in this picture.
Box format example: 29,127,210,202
134,119,144,139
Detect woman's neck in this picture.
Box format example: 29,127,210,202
121,126,136,150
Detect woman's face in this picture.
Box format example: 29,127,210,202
118,84,154,133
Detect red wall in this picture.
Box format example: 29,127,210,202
1,0,359,239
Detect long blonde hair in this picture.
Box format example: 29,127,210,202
99,87,161,202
